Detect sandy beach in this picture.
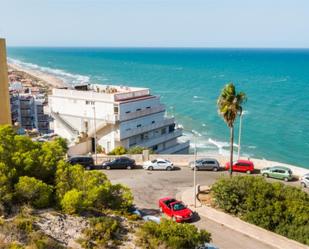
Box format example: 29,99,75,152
8,62,70,89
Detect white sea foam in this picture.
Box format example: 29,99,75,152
8,58,90,85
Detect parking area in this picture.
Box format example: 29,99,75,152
101,166,307,249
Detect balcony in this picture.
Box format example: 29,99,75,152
158,140,190,154
119,118,175,140
137,128,183,148
120,104,165,121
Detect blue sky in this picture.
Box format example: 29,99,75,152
1,0,309,47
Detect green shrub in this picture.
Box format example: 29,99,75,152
29,231,65,249
127,146,154,154
56,162,133,214
107,146,127,155
137,219,211,249
80,216,121,248
212,176,309,245
15,176,53,209
60,189,84,214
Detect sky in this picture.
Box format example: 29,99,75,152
0,0,309,48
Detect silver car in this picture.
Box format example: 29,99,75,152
300,173,309,188
189,158,220,171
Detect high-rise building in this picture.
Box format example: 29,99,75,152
0,38,11,125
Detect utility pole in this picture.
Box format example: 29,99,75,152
92,102,97,165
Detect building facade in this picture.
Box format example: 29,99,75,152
10,93,50,134
47,84,189,154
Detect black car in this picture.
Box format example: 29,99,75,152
67,156,95,170
102,157,136,170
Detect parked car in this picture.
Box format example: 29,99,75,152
189,158,220,171
143,158,174,171
225,159,254,174
67,155,94,170
197,243,219,249
159,197,193,222
300,173,309,187
102,157,136,170
261,166,293,182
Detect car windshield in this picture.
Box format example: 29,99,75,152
173,203,186,211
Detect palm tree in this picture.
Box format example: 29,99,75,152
217,83,247,177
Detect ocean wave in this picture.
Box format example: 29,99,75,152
8,58,90,85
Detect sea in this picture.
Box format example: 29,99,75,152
7,47,309,169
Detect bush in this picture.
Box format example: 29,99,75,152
137,219,211,249
80,216,121,248
15,176,53,209
60,189,84,214
212,176,309,245
127,146,154,154
56,162,133,214
107,146,127,155
29,231,65,249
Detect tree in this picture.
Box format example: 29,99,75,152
15,176,53,208
217,83,246,177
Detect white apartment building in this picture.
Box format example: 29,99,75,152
47,84,189,154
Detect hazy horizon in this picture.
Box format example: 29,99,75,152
1,0,309,48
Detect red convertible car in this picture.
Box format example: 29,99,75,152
158,197,193,222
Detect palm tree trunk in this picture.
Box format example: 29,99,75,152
229,126,234,177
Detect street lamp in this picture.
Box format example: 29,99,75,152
91,102,98,165
193,130,197,208
237,111,245,160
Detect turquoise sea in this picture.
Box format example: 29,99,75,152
7,48,309,169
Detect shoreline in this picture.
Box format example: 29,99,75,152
8,62,70,89
8,60,309,174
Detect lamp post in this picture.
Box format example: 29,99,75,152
92,102,98,165
193,130,197,208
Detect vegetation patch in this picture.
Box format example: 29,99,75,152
136,219,211,249
212,176,309,245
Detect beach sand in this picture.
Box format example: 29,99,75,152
8,62,70,89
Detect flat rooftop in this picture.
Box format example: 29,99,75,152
52,84,151,102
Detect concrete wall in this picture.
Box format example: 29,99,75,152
95,153,309,177
0,38,11,125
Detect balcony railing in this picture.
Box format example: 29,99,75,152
137,128,183,148
119,118,175,140
120,104,165,121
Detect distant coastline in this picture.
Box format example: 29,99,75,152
8,62,69,89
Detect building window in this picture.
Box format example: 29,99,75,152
136,108,141,111
161,128,166,134
152,120,155,124
169,124,175,133
125,111,131,114
146,106,151,109
114,105,119,114
137,124,142,128
152,145,158,151
84,120,88,131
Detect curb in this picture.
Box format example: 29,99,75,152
181,187,309,249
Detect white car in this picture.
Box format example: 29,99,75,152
143,159,174,171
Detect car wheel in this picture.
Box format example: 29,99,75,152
213,167,218,172
263,173,269,178
284,177,289,182
127,165,132,170
148,166,153,171
106,166,111,170
301,182,306,188
246,170,251,174
166,166,172,171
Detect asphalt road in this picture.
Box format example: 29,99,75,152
103,166,306,249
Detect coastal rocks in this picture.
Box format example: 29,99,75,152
35,211,89,248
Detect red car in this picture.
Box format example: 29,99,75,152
225,159,254,174
159,197,193,222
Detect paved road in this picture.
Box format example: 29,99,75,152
101,166,306,249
